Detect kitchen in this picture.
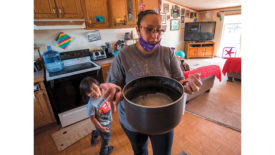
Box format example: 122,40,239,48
33,0,195,129
32,0,243,155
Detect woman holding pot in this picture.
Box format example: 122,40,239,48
101,10,202,155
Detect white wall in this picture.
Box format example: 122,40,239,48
34,28,136,54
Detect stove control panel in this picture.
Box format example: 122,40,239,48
60,49,90,60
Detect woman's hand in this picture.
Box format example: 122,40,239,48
181,73,202,94
100,83,122,112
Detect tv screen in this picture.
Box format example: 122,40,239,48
184,22,216,41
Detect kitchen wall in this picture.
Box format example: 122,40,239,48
160,0,198,51
34,0,198,56
34,28,136,54
198,6,241,56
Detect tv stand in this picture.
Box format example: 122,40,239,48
184,41,215,59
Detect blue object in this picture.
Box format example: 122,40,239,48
113,50,118,57
175,50,185,59
42,46,64,73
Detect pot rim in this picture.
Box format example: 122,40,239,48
122,76,185,109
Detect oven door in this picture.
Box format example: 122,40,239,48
45,69,103,127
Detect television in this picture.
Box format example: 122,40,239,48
184,22,216,42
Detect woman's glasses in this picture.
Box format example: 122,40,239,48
140,26,165,35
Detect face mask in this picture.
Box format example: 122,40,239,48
139,37,160,51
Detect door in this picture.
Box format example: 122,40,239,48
218,15,241,57
55,0,84,18
85,0,109,28
34,0,58,18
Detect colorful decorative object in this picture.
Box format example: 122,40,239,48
94,16,104,22
217,12,222,21
138,4,145,11
56,32,72,49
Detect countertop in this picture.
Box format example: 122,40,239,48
94,57,114,66
34,69,44,83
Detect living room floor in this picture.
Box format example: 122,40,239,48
34,57,241,155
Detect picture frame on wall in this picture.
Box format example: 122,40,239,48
170,19,180,31
161,13,166,24
181,23,185,29
161,25,167,32
181,16,185,23
190,12,194,18
163,3,169,13
181,8,185,15
186,10,190,18
167,15,170,20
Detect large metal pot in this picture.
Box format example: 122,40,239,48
122,76,185,135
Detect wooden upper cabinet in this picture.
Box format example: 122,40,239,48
109,0,137,28
55,0,84,18
34,0,57,18
84,0,109,29
137,0,160,14
125,0,138,26
34,0,84,19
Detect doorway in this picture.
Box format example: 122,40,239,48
218,15,242,57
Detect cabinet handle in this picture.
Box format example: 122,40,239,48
52,8,56,14
58,8,62,14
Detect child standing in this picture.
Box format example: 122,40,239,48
80,77,114,155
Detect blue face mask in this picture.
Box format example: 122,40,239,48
139,37,160,51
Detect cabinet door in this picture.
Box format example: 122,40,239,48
188,47,195,57
109,0,127,26
85,0,109,28
55,0,84,18
101,63,111,82
125,0,137,25
137,0,160,13
34,91,55,129
204,46,214,57
34,0,58,18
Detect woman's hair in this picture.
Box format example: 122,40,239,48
79,76,100,103
137,10,159,27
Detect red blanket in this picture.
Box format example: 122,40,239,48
222,57,241,75
183,65,222,82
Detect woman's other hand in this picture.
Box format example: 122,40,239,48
100,83,122,112
181,73,202,94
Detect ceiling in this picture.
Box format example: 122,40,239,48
169,0,241,11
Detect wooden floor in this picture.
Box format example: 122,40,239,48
34,112,241,155
34,58,241,155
